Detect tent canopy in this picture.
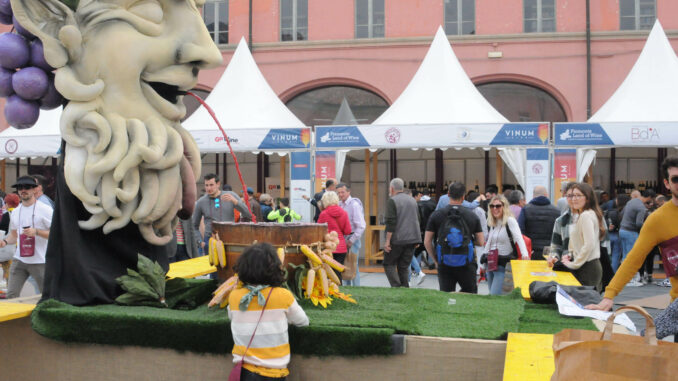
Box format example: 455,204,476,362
183,38,309,153
374,26,508,125
0,107,61,159
589,20,678,123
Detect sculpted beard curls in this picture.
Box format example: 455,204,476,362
61,99,200,245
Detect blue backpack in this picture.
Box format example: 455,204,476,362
436,207,474,267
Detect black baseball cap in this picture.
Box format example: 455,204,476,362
11,176,38,188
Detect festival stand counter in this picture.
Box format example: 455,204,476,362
0,284,599,381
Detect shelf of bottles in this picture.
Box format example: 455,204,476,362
614,180,662,195
407,180,481,198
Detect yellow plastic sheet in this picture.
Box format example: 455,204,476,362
510,260,580,300
503,332,554,381
167,256,216,279
0,302,35,323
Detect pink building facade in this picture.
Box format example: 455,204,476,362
196,0,678,123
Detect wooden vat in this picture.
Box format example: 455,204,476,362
211,222,328,280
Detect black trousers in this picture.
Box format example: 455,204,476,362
333,253,346,282
383,243,416,287
437,262,477,293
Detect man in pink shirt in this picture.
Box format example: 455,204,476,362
337,183,366,286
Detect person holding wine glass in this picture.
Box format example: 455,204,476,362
555,183,605,291
482,195,529,295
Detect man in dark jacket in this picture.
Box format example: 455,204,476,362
384,178,421,287
518,186,561,259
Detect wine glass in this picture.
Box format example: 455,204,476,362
542,247,553,261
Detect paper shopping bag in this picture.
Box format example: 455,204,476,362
551,305,678,381
342,251,357,281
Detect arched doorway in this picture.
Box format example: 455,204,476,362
285,85,389,126
476,82,567,122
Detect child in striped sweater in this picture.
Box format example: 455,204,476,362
228,243,309,380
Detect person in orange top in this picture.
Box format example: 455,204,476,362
587,156,678,312
228,243,309,380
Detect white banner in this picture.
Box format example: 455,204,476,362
554,122,678,147
525,149,550,201
290,180,312,222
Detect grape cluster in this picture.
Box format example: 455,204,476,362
0,0,64,129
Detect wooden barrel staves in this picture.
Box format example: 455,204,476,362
211,222,328,280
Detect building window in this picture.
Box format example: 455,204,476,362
524,0,555,33
444,0,475,35
203,0,228,44
281,0,308,41
620,0,655,30
355,0,384,38
476,82,567,122
286,86,388,126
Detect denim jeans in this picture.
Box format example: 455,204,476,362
619,229,639,266
343,239,361,286
486,265,506,295
609,232,622,272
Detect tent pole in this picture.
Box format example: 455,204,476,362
496,151,503,193
610,148,616,196
372,151,378,218
15,158,19,179
435,149,443,201
586,166,593,186
256,153,263,193
280,154,286,198
222,153,227,188
389,149,397,179
484,150,489,194
215,153,220,182
0,160,5,191
364,150,371,266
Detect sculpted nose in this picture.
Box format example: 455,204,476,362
179,19,223,69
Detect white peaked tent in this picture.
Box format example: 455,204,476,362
374,26,507,125
332,98,358,182
371,26,528,190
0,107,61,159
182,38,308,153
557,20,678,180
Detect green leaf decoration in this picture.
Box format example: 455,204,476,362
136,254,166,300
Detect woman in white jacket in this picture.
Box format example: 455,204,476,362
484,195,529,295
562,183,604,291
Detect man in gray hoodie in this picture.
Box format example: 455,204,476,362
192,173,252,251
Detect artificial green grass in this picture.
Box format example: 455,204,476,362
518,302,597,334
30,283,597,357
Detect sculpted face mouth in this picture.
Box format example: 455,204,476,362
140,68,197,121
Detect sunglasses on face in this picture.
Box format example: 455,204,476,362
670,176,678,184
489,204,503,209
16,185,35,190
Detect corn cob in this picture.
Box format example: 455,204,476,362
306,268,316,297
318,267,329,296
300,245,322,265
320,253,346,272
323,263,341,285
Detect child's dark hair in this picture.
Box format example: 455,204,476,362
234,243,285,287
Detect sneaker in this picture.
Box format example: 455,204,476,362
642,275,652,285
415,271,426,286
628,279,644,287
656,279,672,287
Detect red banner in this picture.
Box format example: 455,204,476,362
315,151,336,193
554,149,577,200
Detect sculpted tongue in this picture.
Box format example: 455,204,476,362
178,155,196,219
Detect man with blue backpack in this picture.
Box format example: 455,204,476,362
424,182,485,293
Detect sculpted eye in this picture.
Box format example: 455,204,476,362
128,0,164,24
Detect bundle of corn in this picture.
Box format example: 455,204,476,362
299,244,356,308
207,233,226,268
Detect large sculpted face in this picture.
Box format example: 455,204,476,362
11,0,222,244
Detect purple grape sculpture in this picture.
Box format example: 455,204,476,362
0,32,30,69
5,94,39,129
0,2,63,129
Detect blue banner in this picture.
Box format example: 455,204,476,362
489,123,549,146
554,123,614,146
526,148,549,160
258,128,311,150
290,151,311,180
315,126,370,148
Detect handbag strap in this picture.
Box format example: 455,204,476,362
240,287,274,361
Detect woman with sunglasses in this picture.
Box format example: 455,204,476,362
561,183,605,291
483,195,529,295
